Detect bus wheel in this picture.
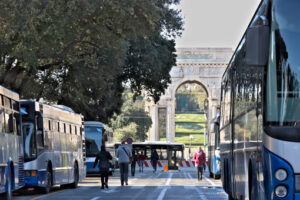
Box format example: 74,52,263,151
5,168,13,200
71,163,79,188
43,168,52,194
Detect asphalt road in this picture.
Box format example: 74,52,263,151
12,170,227,200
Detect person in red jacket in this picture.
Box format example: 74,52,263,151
193,147,206,180
138,152,146,172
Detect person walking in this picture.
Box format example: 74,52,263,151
131,151,138,176
150,150,159,173
193,147,206,180
93,145,113,189
116,141,132,186
138,152,146,172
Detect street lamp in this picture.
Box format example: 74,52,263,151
189,134,193,159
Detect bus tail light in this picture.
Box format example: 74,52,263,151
31,171,37,177
24,170,37,177
275,185,287,198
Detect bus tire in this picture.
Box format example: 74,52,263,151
214,174,220,179
43,167,52,194
70,163,79,188
5,167,13,200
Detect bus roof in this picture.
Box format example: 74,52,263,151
0,85,19,101
114,141,185,149
84,121,104,128
20,100,83,125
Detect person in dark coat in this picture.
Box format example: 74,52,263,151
131,151,138,176
150,150,159,173
93,145,113,189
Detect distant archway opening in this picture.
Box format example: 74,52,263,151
174,81,208,149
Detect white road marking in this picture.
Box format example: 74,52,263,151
204,175,216,186
157,188,168,200
165,173,173,186
156,173,173,200
90,197,101,200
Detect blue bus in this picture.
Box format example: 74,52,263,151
84,121,113,174
207,114,221,179
21,101,86,193
0,85,24,200
220,0,300,199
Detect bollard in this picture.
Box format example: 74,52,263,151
164,165,168,171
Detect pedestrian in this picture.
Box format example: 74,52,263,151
150,150,159,173
116,141,132,186
193,147,206,180
138,151,146,172
93,145,113,189
131,151,138,176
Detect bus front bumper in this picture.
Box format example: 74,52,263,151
24,170,47,187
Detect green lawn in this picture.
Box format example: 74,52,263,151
175,113,206,122
174,113,207,147
160,132,206,148
175,122,204,133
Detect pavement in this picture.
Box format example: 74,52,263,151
12,170,228,200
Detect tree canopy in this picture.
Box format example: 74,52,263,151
0,0,183,122
111,93,152,142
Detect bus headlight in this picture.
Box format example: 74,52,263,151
275,169,287,181
275,185,288,198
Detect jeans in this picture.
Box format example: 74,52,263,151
197,165,204,180
100,171,109,187
152,160,157,172
139,160,144,172
119,163,129,185
131,161,136,176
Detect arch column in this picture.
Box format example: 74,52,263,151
166,98,175,142
151,104,159,141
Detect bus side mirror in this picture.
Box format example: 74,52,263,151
103,134,108,142
8,114,14,133
245,25,269,66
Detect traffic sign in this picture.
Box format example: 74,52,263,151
127,137,133,144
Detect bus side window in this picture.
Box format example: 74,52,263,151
36,115,44,151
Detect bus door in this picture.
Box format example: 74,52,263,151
167,148,178,170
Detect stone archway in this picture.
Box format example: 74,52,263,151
145,48,233,142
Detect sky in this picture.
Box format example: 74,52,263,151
175,0,261,50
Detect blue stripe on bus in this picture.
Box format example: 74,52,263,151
263,147,294,200
0,166,6,193
295,193,300,200
213,155,221,174
86,161,99,173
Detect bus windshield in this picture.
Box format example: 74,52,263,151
23,122,37,161
85,127,103,157
266,0,300,126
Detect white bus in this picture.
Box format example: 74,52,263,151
21,100,86,193
0,85,24,200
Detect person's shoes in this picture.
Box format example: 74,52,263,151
105,184,109,189
101,185,104,189
126,182,128,186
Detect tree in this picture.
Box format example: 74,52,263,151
111,93,152,142
114,123,137,143
0,0,183,122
